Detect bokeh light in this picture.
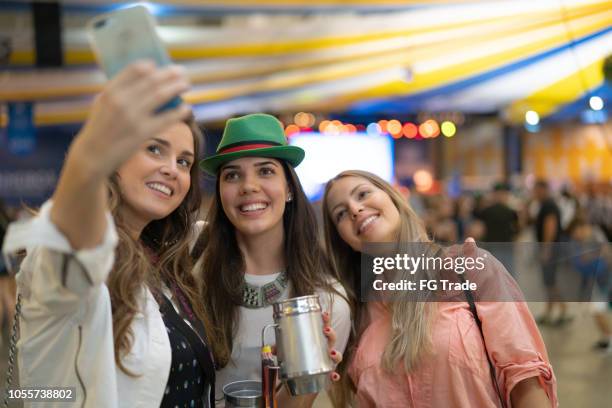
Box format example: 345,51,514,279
419,119,440,138
294,112,315,128
441,121,456,137
378,120,388,134
387,120,402,138
525,110,540,125
367,122,382,135
325,122,341,135
402,123,418,138
589,96,604,111
414,169,434,192
284,124,300,137
318,120,330,133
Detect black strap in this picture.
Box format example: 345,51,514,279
159,295,216,406
459,274,505,408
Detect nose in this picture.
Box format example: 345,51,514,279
348,201,364,219
160,159,179,179
239,171,260,195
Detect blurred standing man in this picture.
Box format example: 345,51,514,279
534,180,570,326
477,182,519,274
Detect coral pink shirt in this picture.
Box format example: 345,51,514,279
349,301,557,407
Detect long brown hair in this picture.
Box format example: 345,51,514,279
107,116,211,375
322,170,436,407
195,160,344,367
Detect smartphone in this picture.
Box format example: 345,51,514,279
86,5,182,111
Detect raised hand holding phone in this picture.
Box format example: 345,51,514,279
49,5,193,250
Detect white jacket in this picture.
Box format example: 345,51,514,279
2,202,173,408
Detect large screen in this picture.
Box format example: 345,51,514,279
289,132,394,201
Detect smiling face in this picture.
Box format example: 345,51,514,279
219,156,290,240
326,176,401,252
116,122,194,236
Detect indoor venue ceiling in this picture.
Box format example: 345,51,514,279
1,0,610,126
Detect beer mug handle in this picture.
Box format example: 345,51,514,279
262,323,278,348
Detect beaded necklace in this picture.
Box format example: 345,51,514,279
242,272,288,308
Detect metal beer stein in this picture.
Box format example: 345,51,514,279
262,295,333,396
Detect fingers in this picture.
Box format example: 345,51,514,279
322,310,331,325
322,311,337,350
107,60,156,91
463,236,478,258
330,349,343,364
144,103,192,135
102,62,190,119
133,66,191,114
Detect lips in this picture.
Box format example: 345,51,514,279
146,182,174,197
239,202,269,213
357,214,379,235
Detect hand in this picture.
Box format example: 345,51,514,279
70,61,191,178
322,311,343,382
446,237,479,259
462,236,477,255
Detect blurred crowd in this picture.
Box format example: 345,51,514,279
408,180,612,246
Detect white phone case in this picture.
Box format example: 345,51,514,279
86,5,181,108
87,6,171,78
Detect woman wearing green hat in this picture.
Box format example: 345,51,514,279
195,113,351,406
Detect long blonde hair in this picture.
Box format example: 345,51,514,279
322,170,437,405
106,116,211,376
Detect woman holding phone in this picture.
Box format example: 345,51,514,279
194,113,350,407
322,170,558,407
2,62,217,408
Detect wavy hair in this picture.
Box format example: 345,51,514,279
106,116,211,375
322,170,437,406
193,160,343,367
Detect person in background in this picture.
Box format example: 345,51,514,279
567,216,611,353
479,182,519,243
477,182,519,275
557,187,578,236
453,193,476,241
322,170,557,407
193,113,349,407
582,182,612,242
533,180,571,326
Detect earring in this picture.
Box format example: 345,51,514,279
286,193,293,202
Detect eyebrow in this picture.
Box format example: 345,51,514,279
330,183,368,213
220,164,239,172
151,138,194,157
220,160,279,173
254,160,279,167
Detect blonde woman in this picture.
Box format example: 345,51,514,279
322,170,557,407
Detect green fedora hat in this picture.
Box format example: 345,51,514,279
200,113,305,175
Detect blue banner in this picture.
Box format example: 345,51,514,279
7,101,36,155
